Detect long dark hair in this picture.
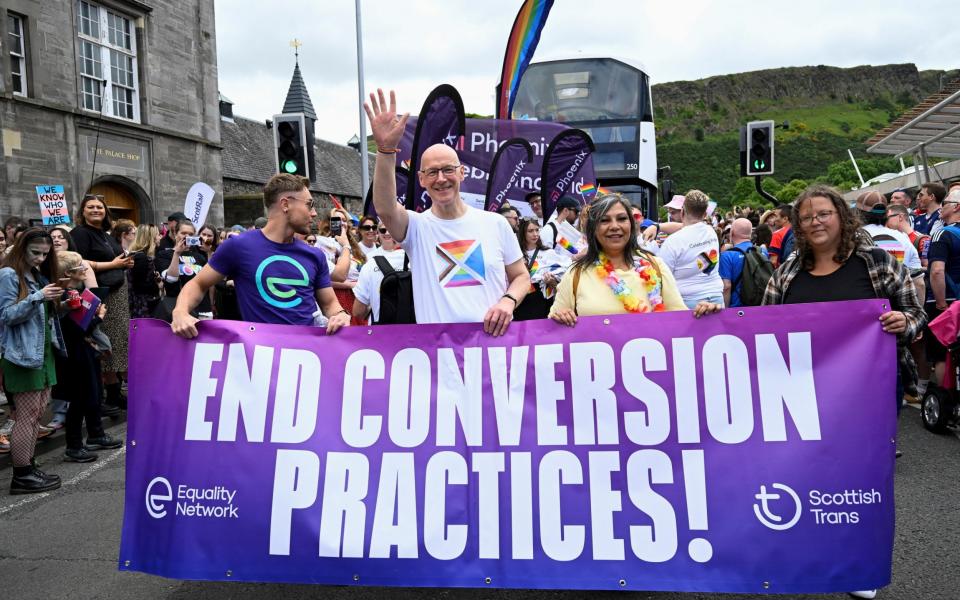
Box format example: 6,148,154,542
517,217,546,259
199,224,218,254
572,194,657,273
76,194,114,230
4,227,59,302
791,184,870,271
50,226,77,251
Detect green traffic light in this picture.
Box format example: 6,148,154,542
282,160,298,174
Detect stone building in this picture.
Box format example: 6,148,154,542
0,0,222,226
220,61,372,227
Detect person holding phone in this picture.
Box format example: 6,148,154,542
0,229,64,493
156,219,212,319
171,174,350,336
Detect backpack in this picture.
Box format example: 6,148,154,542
730,246,774,306
373,254,416,324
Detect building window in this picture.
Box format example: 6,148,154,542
76,0,139,121
8,13,26,96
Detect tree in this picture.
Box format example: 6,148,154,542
777,179,811,204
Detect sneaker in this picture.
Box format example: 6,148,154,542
85,434,123,450
10,469,61,494
64,447,98,463
46,417,65,431
0,419,13,436
0,433,9,453
850,590,877,599
0,392,7,405
36,425,54,439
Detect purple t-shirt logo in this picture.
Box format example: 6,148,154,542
255,255,310,309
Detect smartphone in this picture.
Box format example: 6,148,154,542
330,217,342,236
186,236,201,247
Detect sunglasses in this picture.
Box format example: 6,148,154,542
360,225,377,231
378,228,388,234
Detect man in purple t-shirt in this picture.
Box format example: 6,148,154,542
171,174,350,338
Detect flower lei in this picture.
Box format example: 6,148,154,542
595,252,665,313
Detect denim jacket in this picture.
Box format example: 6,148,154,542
0,267,50,368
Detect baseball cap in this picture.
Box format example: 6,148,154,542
167,211,188,222
555,195,580,211
665,195,685,210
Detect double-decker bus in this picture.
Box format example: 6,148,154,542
508,56,659,215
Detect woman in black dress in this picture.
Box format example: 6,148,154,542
69,195,133,410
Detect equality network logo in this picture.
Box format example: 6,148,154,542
436,240,486,287
753,482,803,531
255,255,309,308
145,476,173,519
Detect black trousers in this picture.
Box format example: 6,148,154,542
64,392,104,450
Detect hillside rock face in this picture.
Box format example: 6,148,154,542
651,63,956,138
655,64,920,107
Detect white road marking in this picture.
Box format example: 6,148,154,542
0,446,125,516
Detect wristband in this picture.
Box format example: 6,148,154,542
337,309,349,316
502,293,518,307
377,147,399,154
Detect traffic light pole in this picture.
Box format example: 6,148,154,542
355,0,370,199
754,175,779,205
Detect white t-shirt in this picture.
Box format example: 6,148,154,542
402,205,523,323
863,224,921,270
354,249,407,323
658,221,724,301
359,242,379,258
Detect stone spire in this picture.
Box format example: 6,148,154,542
281,42,317,120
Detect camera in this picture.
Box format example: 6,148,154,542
186,236,201,247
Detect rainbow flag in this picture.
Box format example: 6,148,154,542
555,235,578,255
496,0,555,120
580,182,597,198
597,186,614,196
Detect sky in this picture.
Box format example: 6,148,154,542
214,0,957,145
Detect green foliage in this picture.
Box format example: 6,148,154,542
777,179,811,204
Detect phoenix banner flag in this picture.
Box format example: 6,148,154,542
540,128,596,217
484,138,534,213
406,84,466,212
121,300,895,593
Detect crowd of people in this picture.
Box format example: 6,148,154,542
2,87,957,600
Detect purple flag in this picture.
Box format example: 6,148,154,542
121,300,895,593
397,117,596,217
540,128,596,218
363,165,408,221
484,138,534,212
406,85,465,212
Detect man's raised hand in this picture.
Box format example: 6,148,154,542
363,89,409,151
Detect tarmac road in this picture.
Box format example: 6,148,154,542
1,409,957,600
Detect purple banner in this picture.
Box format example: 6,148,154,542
120,300,895,593
398,118,596,217
406,85,466,212
484,138,534,212
540,129,596,217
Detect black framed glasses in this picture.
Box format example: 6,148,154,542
359,225,377,231
419,165,462,179
378,227,388,234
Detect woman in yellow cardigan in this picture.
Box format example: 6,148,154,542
549,194,721,325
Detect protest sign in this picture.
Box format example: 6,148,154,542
183,182,215,227
121,300,895,593
35,185,70,225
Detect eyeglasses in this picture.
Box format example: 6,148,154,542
798,210,837,226
378,227,388,234
419,165,462,180
282,196,314,210
305,237,317,244
359,225,377,231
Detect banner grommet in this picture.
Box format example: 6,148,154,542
619,579,626,587
485,577,492,585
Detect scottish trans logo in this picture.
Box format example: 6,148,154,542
753,483,802,531
255,255,309,308
436,240,486,287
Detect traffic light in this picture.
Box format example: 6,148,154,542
744,120,775,176
273,113,309,177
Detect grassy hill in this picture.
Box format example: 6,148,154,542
652,64,959,206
